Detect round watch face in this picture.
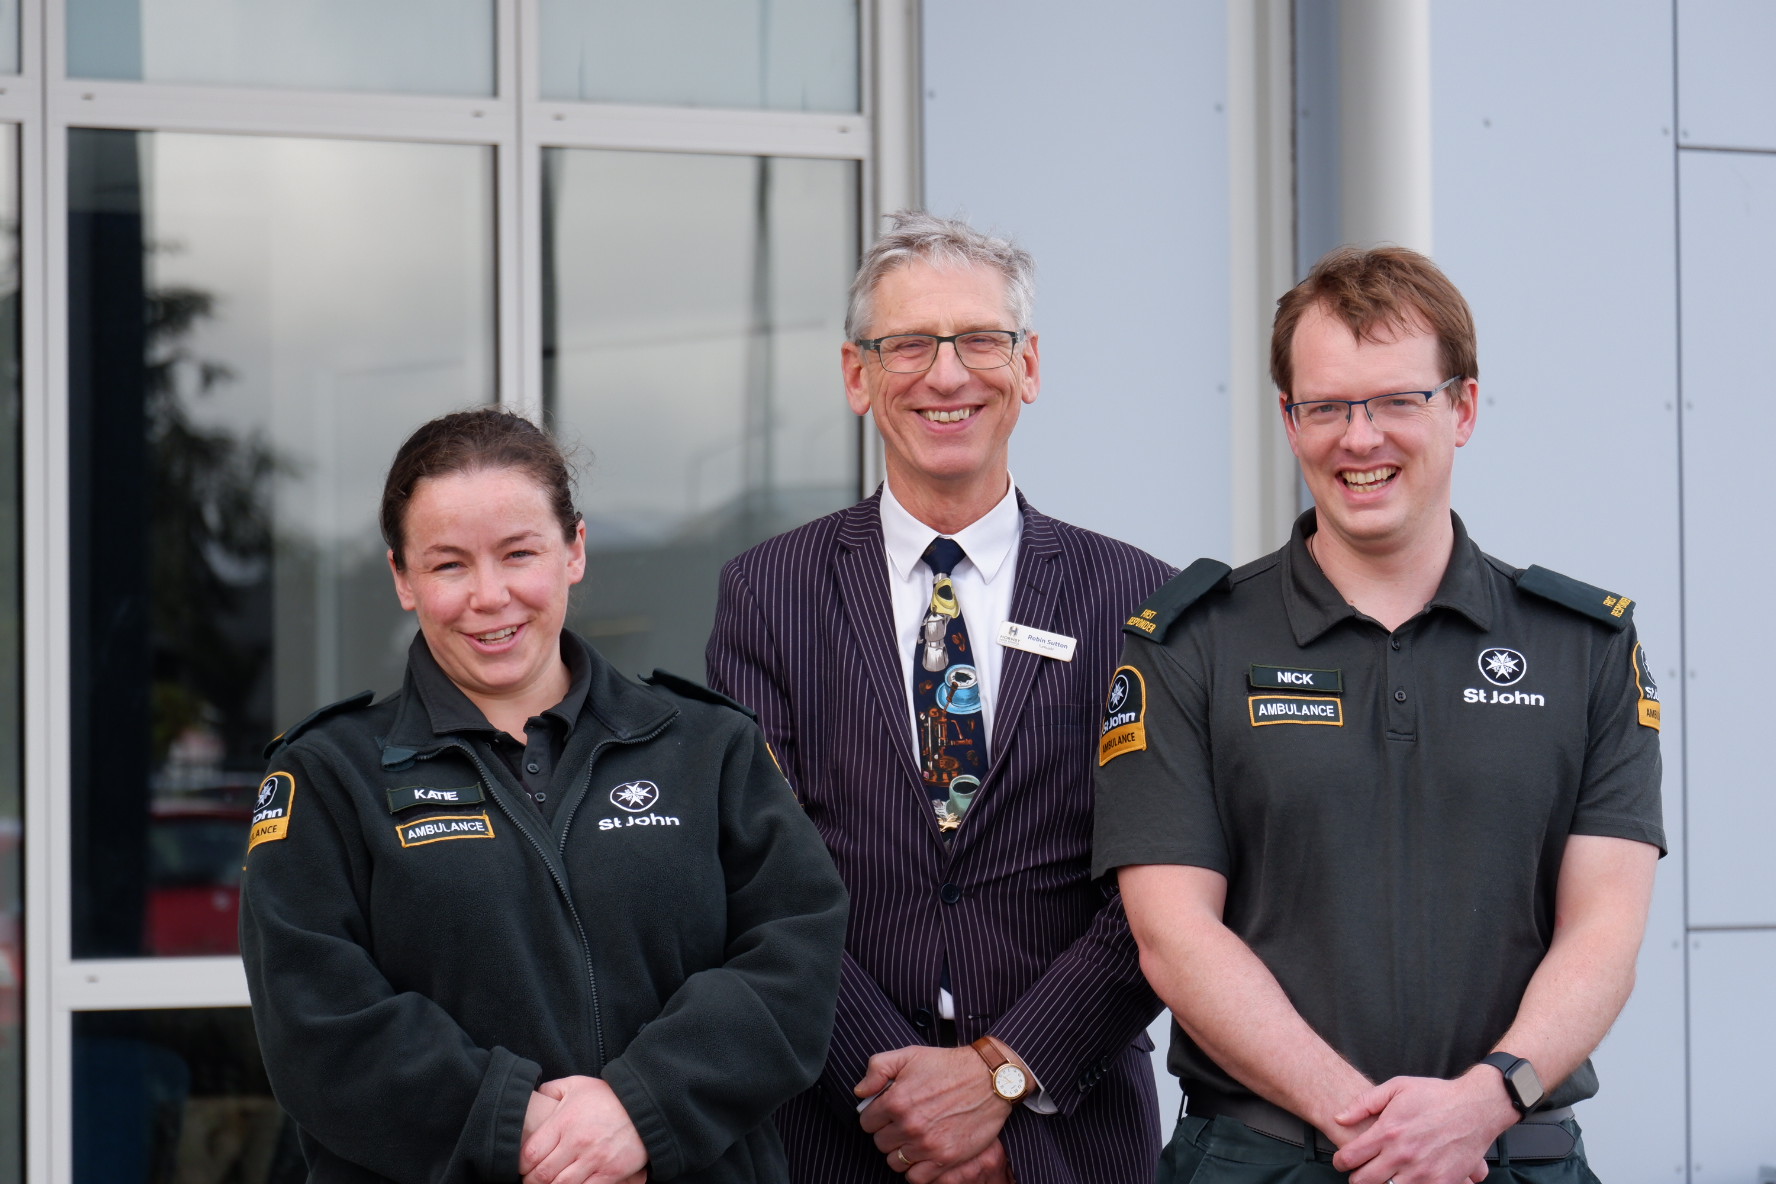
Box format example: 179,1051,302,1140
993,1064,1027,1100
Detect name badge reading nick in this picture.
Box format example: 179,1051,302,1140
1248,695,1344,726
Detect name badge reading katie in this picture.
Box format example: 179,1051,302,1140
997,621,1077,661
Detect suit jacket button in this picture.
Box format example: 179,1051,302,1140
912,1008,934,1029
940,883,963,905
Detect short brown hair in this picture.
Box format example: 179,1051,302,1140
381,407,579,569
1270,246,1477,396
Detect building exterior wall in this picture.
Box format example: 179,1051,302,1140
2,1,1769,1178
920,2,1773,1177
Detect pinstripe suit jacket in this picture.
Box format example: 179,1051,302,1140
706,490,1173,1184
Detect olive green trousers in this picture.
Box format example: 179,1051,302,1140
1158,1114,1603,1184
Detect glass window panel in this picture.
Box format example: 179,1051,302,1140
67,0,494,96
544,149,859,680
73,1008,303,1184
0,120,18,1184
539,0,859,112
0,1,16,75
68,130,494,959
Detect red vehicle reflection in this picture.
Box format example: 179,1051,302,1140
146,802,248,957
0,819,18,1036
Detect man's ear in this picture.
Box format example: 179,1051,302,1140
843,340,872,417
1279,392,1304,457
1453,377,1479,446
1018,331,1041,405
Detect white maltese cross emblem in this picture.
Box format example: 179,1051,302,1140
1478,647,1528,687
610,780,660,813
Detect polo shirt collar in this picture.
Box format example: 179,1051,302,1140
1283,509,1493,646
406,629,593,738
879,476,1021,584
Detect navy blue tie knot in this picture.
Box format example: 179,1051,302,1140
922,536,965,577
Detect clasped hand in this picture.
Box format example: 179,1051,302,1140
520,1075,648,1184
1330,1070,1518,1184
855,1046,1015,1184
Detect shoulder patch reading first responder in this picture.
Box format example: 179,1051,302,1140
1123,558,1231,641
1099,666,1148,766
1515,565,1633,630
248,772,296,852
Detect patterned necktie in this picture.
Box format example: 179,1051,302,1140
915,537,986,834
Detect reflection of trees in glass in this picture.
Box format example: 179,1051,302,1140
142,269,286,774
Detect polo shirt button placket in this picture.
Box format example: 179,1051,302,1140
1384,628,1417,739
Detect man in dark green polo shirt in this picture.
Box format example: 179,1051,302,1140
1094,246,1664,1184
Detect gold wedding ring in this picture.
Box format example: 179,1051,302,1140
897,1147,913,1167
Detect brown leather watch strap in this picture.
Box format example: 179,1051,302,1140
971,1035,1014,1073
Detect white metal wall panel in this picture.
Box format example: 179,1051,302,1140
1677,149,1776,930
1688,931,1776,1180
1428,4,1686,1178
1678,0,1776,152
921,1,1230,568
921,0,1231,1125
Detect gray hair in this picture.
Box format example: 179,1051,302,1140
844,210,1036,340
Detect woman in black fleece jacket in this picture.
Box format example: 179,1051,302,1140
240,408,847,1184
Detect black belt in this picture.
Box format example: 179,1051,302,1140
1183,1086,1579,1163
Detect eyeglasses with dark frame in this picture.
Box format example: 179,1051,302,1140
854,329,1026,374
1285,375,1465,433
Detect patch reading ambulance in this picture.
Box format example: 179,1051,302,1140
396,812,496,847
1248,695,1344,726
248,772,297,852
1632,642,1660,731
1099,666,1148,766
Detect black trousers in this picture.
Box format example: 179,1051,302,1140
1158,1114,1603,1184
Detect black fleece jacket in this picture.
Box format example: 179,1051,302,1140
240,632,848,1182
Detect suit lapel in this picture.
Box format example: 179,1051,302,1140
983,500,1065,786
834,496,924,791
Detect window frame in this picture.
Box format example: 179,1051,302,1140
16,2,917,1179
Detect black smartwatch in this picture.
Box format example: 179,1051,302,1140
1480,1052,1545,1114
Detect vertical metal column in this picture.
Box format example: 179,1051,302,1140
1338,0,1433,254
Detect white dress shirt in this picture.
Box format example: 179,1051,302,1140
878,480,1056,1111
879,478,1023,757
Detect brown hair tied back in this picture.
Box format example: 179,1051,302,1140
1270,245,1478,399
381,407,580,570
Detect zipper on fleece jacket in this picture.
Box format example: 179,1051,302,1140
400,735,612,1069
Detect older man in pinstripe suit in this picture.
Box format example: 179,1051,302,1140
707,212,1173,1184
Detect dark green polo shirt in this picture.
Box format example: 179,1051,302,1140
1093,511,1664,1110
408,632,593,822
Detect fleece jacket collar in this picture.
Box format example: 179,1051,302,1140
379,630,677,769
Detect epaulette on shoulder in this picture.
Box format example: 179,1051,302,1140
1123,558,1233,642
262,690,375,759
642,669,759,723
1515,565,1635,630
